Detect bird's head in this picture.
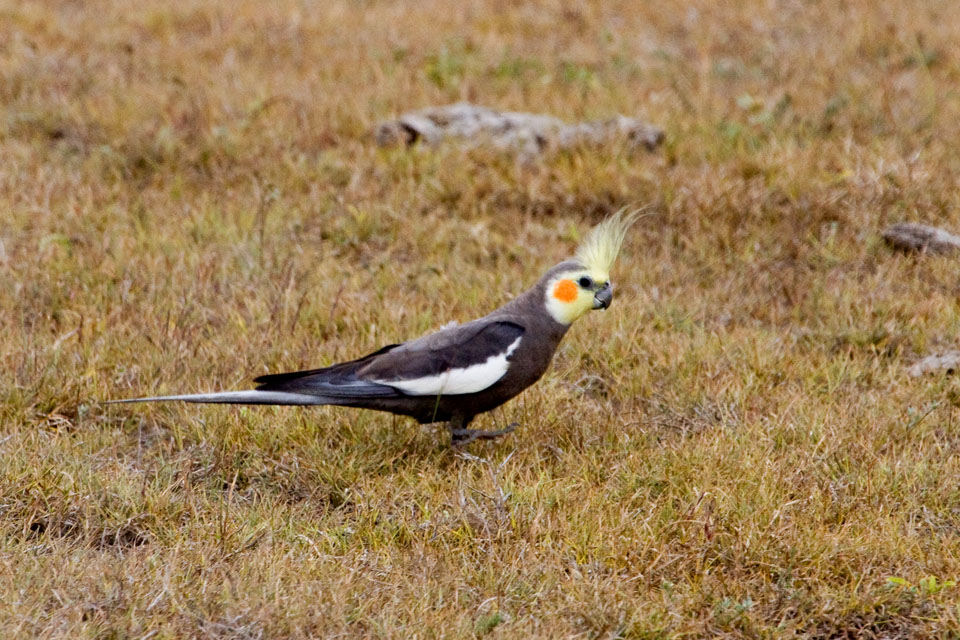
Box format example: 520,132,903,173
543,209,639,325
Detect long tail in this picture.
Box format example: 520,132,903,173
104,390,335,406
107,350,403,407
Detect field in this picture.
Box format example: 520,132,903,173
4,0,960,636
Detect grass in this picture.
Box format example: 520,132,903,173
3,0,960,636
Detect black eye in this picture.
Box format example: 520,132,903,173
578,276,593,288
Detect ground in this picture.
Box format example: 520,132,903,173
3,0,960,637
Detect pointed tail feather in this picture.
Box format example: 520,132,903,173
104,390,335,406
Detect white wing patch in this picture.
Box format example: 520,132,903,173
375,336,522,396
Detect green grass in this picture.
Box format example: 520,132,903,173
3,0,960,636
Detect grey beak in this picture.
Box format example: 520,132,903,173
593,282,613,309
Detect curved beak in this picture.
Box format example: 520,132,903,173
592,282,613,310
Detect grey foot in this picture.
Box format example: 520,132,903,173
451,422,518,447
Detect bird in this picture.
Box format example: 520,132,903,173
109,209,639,446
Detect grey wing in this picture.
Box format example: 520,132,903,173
252,343,404,399
357,320,526,395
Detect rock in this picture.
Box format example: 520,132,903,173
907,351,960,377
374,102,664,156
882,222,960,255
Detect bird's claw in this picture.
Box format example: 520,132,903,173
450,422,518,446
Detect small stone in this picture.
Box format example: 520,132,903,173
907,351,960,377
373,102,664,156
882,223,960,255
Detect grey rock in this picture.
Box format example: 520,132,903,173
882,222,960,255
907,351,960,377
374,102,664,156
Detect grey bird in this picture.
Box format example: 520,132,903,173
109,211,637,445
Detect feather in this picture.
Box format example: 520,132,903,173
574,208,642,277
104,390,333,405
371,335,522,395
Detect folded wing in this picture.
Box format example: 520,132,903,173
358,320,525,396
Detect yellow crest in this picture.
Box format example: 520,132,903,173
574,208,641,278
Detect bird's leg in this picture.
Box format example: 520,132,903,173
449,416,518,447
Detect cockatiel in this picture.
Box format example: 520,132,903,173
110,210,638,445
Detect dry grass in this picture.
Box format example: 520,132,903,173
3,0,960,636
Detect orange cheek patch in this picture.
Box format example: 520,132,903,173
552,279,578,303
